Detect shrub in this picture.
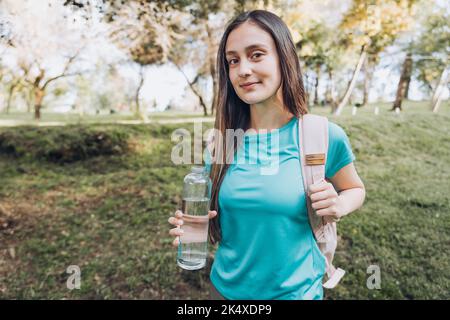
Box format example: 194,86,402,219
0,126,130,163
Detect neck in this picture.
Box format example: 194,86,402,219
247,93,294,132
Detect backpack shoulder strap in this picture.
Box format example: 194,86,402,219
298,114,346,289
298,114,328,240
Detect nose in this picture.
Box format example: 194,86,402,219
237,59,252,78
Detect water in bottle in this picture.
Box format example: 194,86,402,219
177,166,212,270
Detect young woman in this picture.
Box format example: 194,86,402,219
168,10,365,300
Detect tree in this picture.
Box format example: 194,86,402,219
294,22,339,107
410,6,449,112
65,0,264,116
4,72,27,113
335,0,417,115
0,0,92,119
168,2,233,116
64,0,198,117
104,1,185,119
274,0,352,111
171,0,265,115
295,23,325,106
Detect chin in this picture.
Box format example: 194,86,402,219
239,97,258,104
239,94,272,105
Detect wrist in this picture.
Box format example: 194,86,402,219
336,194,350,218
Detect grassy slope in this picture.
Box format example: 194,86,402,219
0,101,449,299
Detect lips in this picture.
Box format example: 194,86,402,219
240,81,261,88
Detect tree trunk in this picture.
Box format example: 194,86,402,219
325,73,332,105
135,66,145,117
304,73,311,107
363,57,374,106
431,67,449,113
334,45,367,116
432,89,445,113
172,61,208,116
313,65,320,106
404,71,411,99
326,68,338,112
27,89,33,113
206,23,217,116
6,82,17,114
198,95,208,116
34,88,45,120
392,52,413,111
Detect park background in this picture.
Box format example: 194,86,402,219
0,0,448,299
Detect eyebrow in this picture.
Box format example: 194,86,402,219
225,44,269,56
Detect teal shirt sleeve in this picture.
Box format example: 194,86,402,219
325,122,356,179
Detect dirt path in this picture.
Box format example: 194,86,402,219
0,117,215,127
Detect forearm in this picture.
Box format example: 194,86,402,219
337,187,366,218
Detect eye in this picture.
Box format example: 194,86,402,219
228,52,263,65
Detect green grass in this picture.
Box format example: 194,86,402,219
0,100,449,299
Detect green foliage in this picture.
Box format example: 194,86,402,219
412,9,449,90
339,0,417,53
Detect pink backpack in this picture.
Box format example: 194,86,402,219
298,114,346,289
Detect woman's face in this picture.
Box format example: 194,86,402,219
225,21,282,105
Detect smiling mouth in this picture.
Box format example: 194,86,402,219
240,82,261,89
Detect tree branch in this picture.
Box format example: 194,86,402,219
42,47,85,89
171,60,202,97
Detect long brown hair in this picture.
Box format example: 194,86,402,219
208,10,308,245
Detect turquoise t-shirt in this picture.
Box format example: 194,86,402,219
204,116,355,300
